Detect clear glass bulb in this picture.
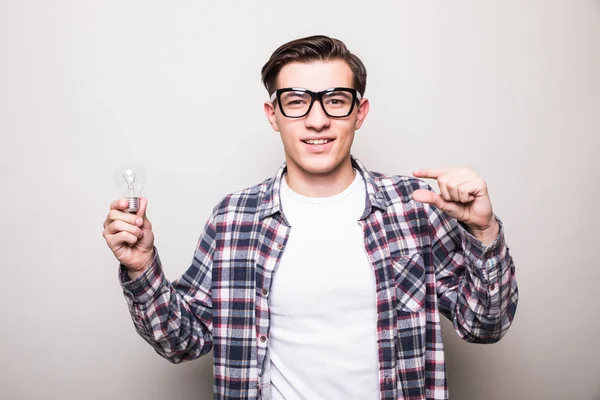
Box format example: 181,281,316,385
114,162,146,213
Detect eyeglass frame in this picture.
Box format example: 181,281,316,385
269,87,362,119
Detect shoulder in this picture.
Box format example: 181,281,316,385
369,171,432,204
209,176,274,218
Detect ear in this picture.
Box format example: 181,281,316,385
354,98,370,130
264,101,279,132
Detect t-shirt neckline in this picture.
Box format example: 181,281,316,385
280,169,363,204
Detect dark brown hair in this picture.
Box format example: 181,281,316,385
261,35,367,97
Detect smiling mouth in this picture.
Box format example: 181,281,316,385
302,139,335,145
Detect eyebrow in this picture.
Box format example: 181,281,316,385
286,91,307,97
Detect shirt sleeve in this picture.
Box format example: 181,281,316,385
427,203,519,343
119,214,217,363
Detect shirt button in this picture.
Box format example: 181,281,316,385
260,335,267,343
262,288,269,296
277,243,284,250
490,283,496,290
385,377,392,385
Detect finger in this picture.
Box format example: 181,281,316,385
437,175,452,202
106,219,144,238
108,209,144,228
443,170,476,202
457,182,476,203
412,189,447,209
105,231,139,248
458,179,487,203
447,179,461,202
413,168,460,180
136,198,153,231
110,198,130,211
137,197,148,219
412,189,466,220
105,199,129,228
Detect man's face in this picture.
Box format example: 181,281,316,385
264,60,369,177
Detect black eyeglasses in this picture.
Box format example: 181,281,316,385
270,87,362,118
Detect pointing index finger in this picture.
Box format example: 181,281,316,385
413,168,459,179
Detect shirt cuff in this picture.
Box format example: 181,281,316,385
457,216,505,260
458,217,508,297
119,247,167,304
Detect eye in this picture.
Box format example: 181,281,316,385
285,99,308,108
281,91,310,109
324,97,348,107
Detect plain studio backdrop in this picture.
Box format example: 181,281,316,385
1,1,599,399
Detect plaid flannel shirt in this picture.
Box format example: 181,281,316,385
120,156,518,400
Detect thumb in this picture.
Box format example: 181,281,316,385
412,189,464,219
136,197,153,235
412,189,444,208
136,197,148,219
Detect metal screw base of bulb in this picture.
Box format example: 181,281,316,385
127,197,140,213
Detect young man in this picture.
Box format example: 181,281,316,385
103,35,518,400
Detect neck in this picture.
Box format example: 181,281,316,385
284,156,356,198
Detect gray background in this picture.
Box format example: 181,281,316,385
1,1,599,399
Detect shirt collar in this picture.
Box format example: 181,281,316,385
257,155,388,222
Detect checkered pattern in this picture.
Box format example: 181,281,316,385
120,156,518,400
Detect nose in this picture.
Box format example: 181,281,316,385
304,100,331,131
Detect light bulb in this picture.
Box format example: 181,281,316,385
114,162,146,213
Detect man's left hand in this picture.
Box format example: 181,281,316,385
412,168,499,245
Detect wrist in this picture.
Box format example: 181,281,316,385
124,249,155,278
127,268,146,281
466,218,499,246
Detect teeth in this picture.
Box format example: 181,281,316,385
305,139,331,145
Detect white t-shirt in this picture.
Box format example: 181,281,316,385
269,170,379,400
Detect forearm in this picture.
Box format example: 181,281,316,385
451,257,518,343
438,222,519,343
432,210,519,343
120,251,213,363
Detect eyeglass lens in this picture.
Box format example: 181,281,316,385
280,90,355,117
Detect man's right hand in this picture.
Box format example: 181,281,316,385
102,197,155,279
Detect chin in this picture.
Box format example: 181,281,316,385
296,154,345,176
